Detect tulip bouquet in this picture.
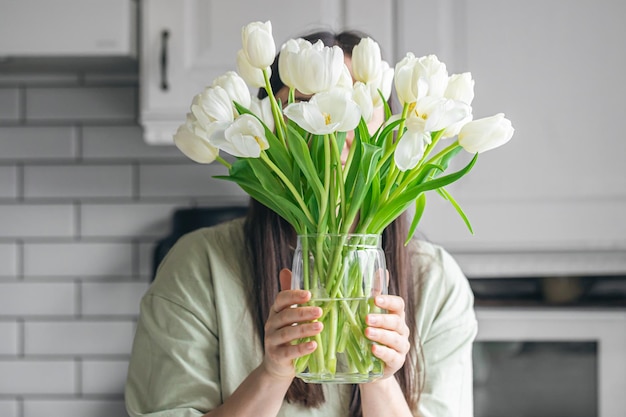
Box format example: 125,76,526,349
174,21,513,382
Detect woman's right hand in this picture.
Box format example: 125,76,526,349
261,268,323,380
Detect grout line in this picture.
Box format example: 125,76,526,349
75,279,82,318
18,84,27,125
74,201,81,239
16,162,25,202
75,356,83,396
16,239,24,280
74,125,83,161
17,318,25,357
17,395,23,417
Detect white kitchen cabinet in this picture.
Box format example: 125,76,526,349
140,0,626,274
400,0,626,275
140,0,395,144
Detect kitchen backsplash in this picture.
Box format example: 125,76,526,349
0,70,245,417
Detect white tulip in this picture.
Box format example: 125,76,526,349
352,82,374,122
458,113,514,153
210,114,269,158
236,49,267,88
212,71,251,109
278,39,344,95
394,117,431,171
395,53,449,105
173,113,219,164
283,88,361,135
394,53,425,105
249,96,275,133
367,60,394,107
408,96,472,133
336,64,354,89
352,37,382,84
445,72,475,105
191,86,235,128
241,21,276,69
416,54,449,98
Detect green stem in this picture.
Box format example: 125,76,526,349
215,155,232,170
329,132,347,227
262,69,286,147
260,152,315,226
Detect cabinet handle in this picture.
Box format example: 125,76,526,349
160,30,170,91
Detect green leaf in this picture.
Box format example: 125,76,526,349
405,193,426,245
370,153,478,232
437,187,474,234
345,143,383,225
285,125,325,203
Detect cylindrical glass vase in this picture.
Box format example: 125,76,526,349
291,233,387,383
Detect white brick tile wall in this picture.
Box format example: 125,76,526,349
0,283,75,316
0,165,18,198
24,321,135,355
25,87,136,122
82,126,185,160
0,127,76,160
0,205,75,238
0,321,18,354
138,241,157,278
23,400,127,417
0,400,18,417
81,202,180,238
0,360,75,394
139,163,244,198
23,242,133,277
0,88,20,122
81,282,149,316
82,360,129,394
0,243,17,276
0,65,247,416
23,164,134,199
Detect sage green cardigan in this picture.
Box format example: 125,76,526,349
125,218,477,417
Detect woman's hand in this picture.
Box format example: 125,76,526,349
261,269,324,381
365,295,411,379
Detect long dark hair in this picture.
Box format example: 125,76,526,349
245,30,421,416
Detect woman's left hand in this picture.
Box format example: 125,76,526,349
365,295,411,379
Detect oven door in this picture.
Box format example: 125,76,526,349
474,308,626,417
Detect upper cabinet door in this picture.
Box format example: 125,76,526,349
140,0,344,144
140,0,397,144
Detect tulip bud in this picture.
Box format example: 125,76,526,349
191,86,234,128
212,71,251,109
173,113,219,164
352,37,382,84
241,21,276,69
210,114,269,158
445,72,475,105
236,49,267,88
278,39,344,95
368,60,394,107
458,113,514,153
353,82,374,122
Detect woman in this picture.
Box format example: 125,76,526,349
125,30,477,417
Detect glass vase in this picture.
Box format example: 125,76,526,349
291,233,387,383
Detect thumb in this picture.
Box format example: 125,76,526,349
279,268,292,291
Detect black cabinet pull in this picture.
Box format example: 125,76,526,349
160,30,170,91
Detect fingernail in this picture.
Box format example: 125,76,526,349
368,315,377,325
376,296,384,306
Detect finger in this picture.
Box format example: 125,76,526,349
267,321,323,347
279,268,291,291
374,295,405,316
366,313,409,336
365,327,410,355
272,289,311,314
266,340,318,363
371,342,406,370
267,305,322,332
